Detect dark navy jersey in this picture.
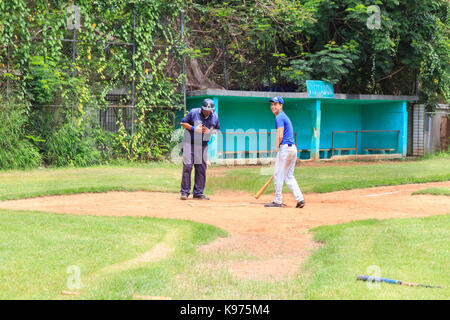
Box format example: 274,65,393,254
181,108,220,145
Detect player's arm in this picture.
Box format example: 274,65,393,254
180,122,193,131
181,122,203,133
275,127,284,152
180,111,202,133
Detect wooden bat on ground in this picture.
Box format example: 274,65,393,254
357,275,444,288
254,176,273,199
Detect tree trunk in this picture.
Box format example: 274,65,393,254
186,58,224,90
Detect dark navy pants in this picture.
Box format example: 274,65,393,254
180,142,208,197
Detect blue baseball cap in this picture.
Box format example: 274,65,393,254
269,96,284,104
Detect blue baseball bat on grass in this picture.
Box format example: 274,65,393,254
357,275,444,289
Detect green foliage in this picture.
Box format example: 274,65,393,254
302,0,449,102
189,0,449,105
131,109,178,161
24,56,65,105
0,0,183,167
282,41,360,90
90,127,118,163
45,123,101,167
1,0,448,170
0,105,42,170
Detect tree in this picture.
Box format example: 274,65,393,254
185,0,449,107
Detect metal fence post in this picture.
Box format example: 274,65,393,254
6,44,9,103
131,6,136,137
71,0,77,124
181,10,186,114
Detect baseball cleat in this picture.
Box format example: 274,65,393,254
296,200,305,208
193,195,210,200
264,202,283,208
180,194,188,200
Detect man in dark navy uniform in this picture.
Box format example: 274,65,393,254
179,98,220,200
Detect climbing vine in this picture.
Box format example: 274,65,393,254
0,0,184,166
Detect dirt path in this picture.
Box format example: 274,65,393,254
1,181,449,280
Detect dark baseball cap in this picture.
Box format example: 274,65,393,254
201,98,215,111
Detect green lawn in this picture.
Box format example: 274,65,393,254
412,187,450,196
1,156,449,299
1,210,447,299
210,156,450,194
0,210,225,299
302,215,449,299
0,163,182,201
0,155,449,200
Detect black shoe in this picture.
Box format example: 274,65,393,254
193,195,210,200
264,202,282,208
180,194,188,200
296,200,305,208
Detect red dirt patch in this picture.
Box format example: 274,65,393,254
1,181,449,280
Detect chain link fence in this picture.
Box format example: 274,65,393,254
1,7,141,134
1,5,288,135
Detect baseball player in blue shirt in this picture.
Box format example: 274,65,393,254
179,98,220,200
265,96,305,208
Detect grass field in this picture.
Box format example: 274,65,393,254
0,210,447,299
303,215,449,299
0,155,449,200
0,210,225,299
0,156,449,299
412,187,450,196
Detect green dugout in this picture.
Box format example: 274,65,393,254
181,90,418,164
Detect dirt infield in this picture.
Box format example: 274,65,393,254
1,181,449,280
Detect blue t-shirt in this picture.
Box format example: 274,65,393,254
181,108,220,145
275,111,295,146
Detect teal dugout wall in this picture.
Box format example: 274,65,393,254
183,91,412,162
320,99,407,158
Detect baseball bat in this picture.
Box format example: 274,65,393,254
254,176,273,199
357,275,444,289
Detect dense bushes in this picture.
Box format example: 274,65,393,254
0,1,183,170
45,123,101,167
0,96,124,169
0,106,42,169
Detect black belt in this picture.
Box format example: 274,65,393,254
281,144,293,147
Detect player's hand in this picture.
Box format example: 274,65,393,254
194,125,203,134
201,126,210,134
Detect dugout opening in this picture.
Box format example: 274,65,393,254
184,90,416,163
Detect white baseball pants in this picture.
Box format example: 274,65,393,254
273,144,304,205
